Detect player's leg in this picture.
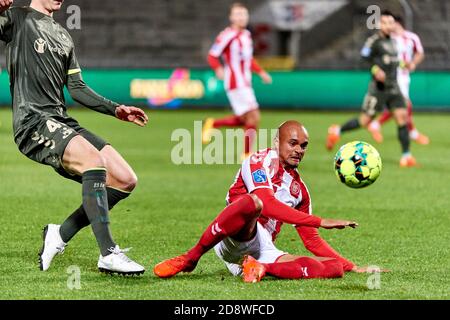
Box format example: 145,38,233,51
202,89,245,144
392,103,416,167
368,108,392,143
59,145,137,243
326,112,372,150
201,115,244,144
327,92,379,150
61,136,144,274
154,194,263,278
406,99,430,145
242,254,344,282
240,108,260,159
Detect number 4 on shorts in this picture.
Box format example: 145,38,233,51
46,120,62,133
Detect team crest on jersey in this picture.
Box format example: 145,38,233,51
290,180,301,198
34,38,47,53
252,169,267,184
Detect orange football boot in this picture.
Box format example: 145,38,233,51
242,255,266,283
153,254,197,278
399,154,418,168
414,133,430,145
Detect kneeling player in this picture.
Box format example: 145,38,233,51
155,121,366,282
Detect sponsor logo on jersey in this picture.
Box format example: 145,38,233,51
290,180,301,198
252,169,267,184
34,38,47,53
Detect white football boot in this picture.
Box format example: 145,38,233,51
39,224,67,271
98,245,145,276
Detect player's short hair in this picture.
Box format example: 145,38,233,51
381,10,395,18
230,2,248,14
393,14,405,27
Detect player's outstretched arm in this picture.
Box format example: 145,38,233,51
0,0,13,13
253,188,358,229
296,226,356,271
67,73,148,126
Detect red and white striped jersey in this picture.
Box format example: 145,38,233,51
393,30,424,77
209,27,255,91
226,148,312,241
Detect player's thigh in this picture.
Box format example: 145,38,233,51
62,135,105,175
100,145,138,191
387,93,408,126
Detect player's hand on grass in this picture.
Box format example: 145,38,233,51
259,71,272,84
0,0,13,12
351,265,390,273
374,69,386,83
320,218,358,229
115,105,148,127
214,67,225,80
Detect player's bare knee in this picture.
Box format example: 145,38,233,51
249,194,263,213
121,172,138,192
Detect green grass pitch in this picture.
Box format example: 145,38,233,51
0,108,449,299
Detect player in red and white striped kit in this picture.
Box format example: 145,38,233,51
154,121,379,283
368,15,429,145
202,3,272,160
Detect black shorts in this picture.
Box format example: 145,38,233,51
361,81,406,117
16,115,109,183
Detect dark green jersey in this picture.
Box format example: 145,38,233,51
360,32,400,89
0,7,81,137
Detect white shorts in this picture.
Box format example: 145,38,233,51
214,222,287,276
397,73,410,99
226,87,259,116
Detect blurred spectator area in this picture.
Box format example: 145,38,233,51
0,0,448,70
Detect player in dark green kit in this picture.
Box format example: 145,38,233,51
326,11,416,167
0,0,149,275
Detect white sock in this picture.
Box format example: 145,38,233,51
410,129,419,140
369,121,380,131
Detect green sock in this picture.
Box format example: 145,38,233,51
60,187,130,243
82,168,116,256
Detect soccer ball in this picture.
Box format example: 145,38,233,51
334,141,382,188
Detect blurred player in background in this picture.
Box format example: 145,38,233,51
155,121,373,283
0,0,148,275
202,2,272,160
368,14,428,145
327,11,417,167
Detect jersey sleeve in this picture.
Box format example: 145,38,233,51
240,154,273,193
412,33,424,54
209,29,237,57
67,47,81,76
0,9,14,43
360,35,377,63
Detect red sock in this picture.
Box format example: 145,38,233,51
186,195,259,262
213,115,243,128
244,125,257,154
263,257,344,279
406,100,414,131
378,109,392,125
